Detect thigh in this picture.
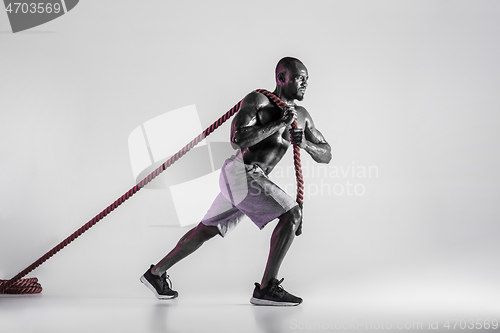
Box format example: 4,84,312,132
200,193,245,237
235,167,298,230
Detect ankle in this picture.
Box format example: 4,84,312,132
260,278,273,289
151,266,163,276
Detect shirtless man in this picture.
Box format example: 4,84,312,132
140,57,331,306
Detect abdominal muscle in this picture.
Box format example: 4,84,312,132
240,127,291,175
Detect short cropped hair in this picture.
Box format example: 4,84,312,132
275,57,303,81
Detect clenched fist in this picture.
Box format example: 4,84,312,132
289,128,306,149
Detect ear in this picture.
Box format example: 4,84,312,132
277,72,286,84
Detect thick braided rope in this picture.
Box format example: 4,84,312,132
255,89,304,235
0,89,307,294
255,90,305,203
0,99,243,294
0,278,42,294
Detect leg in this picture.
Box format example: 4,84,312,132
260,205,302,288
151,222,220,276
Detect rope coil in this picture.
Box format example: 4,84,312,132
0,90,303,294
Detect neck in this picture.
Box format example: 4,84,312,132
272,87,295,105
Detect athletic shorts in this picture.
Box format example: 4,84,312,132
201,154,298,237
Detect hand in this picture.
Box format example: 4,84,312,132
281,105,297,126
289,128,306,148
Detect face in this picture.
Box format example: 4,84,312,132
284,62,309,101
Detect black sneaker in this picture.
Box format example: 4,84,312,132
250,278,302,306
140,265,178,299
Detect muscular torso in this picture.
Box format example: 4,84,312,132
240,103,305,174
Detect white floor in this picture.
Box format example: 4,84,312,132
2,250,499,332
2,285,499,333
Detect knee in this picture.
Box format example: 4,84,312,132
196,223,220,239
281,205,302,228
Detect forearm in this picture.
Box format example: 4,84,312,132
232,119,286,148
303,140,332,164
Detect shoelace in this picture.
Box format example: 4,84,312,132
269,278,286,298
159,273,173,290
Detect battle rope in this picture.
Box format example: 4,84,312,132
0,89,304,294
255,89,304,235
0,278,42,294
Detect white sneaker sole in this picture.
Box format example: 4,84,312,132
140,275,177,300
250,297,301,306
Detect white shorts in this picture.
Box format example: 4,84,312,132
201,154,298,237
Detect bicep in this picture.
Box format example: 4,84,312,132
230,92,265,147
304,113,328,145
232,105,258,129
232,92,266,129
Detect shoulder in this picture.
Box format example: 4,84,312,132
295,105,309,115
295,105,312,123
240,91,271,110
231,91,271,127
295,105,323,133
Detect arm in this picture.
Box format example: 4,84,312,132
290,109,332,164
230,92,295,149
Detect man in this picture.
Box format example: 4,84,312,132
140,57,331,306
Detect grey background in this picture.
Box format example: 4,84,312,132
1,0,499,313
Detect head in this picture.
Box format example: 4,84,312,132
275,57,308,101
